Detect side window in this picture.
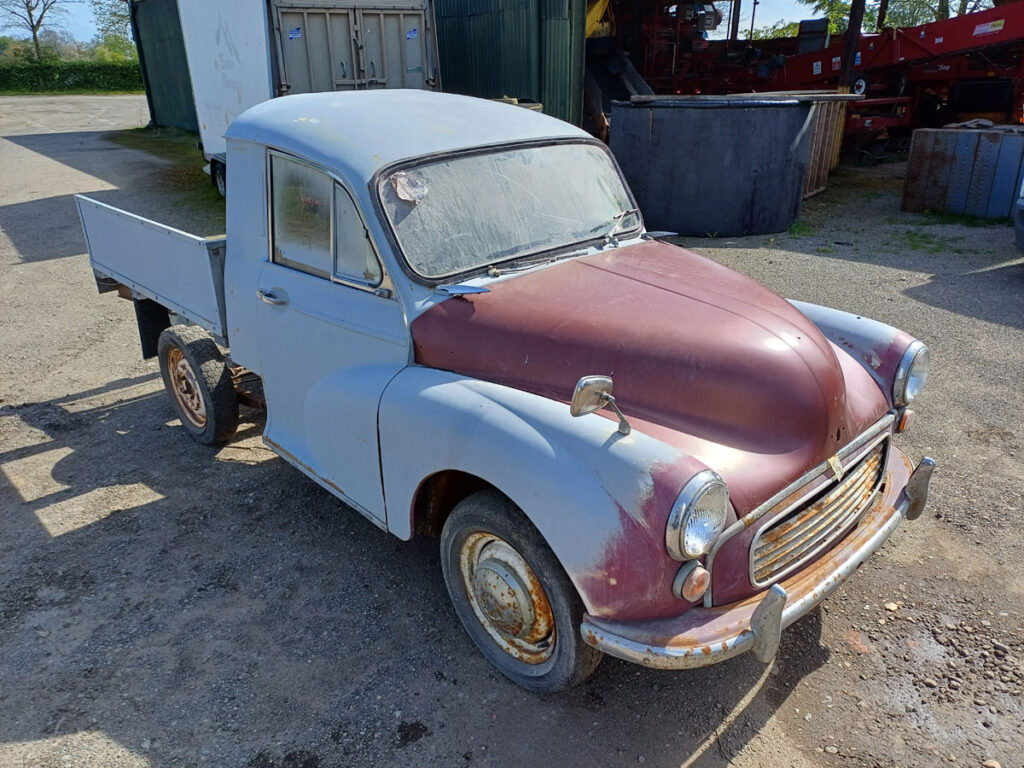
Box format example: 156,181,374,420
270,154,332,278
334,183,382,285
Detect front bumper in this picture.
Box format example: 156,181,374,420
580,448,935,670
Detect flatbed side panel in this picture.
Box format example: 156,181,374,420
75,195,227,339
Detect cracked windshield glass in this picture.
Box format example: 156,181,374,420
379,143,640,279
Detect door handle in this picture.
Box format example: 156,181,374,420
258,288,287,306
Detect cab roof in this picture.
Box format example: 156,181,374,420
226,90,590,186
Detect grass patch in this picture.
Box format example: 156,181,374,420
921,209,1009,227
107,127,223,208
0,88,145,95
899,229,947,254
788,220,815,238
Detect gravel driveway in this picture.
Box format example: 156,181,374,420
1,95,1021,768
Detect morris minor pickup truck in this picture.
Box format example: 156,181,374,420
77,90,935,693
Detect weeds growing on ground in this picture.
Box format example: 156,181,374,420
788,220,815,238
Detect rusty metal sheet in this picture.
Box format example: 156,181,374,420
902,129,935,213
965,132,1002,218
945,131,981,214
987,134,1024,219
923,130,958,213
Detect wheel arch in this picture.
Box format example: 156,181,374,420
410,469,493,537
379,367,702,621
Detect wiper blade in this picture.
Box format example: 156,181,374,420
487,249,588,277
601,208,641,245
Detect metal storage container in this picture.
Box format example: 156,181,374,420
903,127,1024,219
610,95,816,237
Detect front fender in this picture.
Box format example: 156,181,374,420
789,300,917,408
378,367,709,621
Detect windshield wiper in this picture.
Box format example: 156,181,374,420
600,208,641,247
487,249,588,277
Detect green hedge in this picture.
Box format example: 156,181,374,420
0,61,144,93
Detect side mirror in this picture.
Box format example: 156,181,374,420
570,375,631,435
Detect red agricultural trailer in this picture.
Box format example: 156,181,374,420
617,2,1024,152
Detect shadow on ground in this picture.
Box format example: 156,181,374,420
0,375,828,767
674,168,1024,331
0,130,223,263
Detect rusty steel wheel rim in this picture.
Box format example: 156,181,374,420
166,347,207,429
459,532,555,665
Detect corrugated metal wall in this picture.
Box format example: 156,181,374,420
131,0,199,132
903,128,1024,219
539,0,584,126
434,0,584,125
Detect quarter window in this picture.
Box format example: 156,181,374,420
334,184,382,285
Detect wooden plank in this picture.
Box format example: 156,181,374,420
829,102,847,170
986,134,1024,219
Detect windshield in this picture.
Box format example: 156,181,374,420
378,142,640,279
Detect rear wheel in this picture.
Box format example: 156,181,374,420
440,490,602,692
157,324,238,445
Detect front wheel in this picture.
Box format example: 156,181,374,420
440,490,602,692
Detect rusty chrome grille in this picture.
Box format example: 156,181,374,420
750,438,888,587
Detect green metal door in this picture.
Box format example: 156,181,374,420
434,0,584,124
130,0,198,132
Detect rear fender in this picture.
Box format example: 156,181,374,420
378,367,708,621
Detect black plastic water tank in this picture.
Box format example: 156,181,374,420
610,96,816,237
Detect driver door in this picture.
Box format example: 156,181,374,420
255,151,408,524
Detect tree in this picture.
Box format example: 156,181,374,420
89,0,134,61
0,0,68,61
90,0,129,41
751,20,801,39
797,0,993,32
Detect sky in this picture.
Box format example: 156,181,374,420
45,0,812,44
65,3,98,41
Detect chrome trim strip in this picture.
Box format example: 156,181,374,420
579,456,934,670
702,413,895,607
748,432,890,587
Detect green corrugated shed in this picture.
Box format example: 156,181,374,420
130,0,198,132
435,0,585,125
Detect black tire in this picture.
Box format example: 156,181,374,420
157,324,239,445
211,160,226,197
853,74,868,96
440,490,602,693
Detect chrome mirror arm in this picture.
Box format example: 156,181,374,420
600,392,631,436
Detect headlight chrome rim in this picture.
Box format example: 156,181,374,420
893,340,929,406
666,470,730,561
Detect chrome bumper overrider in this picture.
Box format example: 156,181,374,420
580,450,935,670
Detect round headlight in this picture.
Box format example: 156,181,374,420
893,341,930,406
665,470,730,561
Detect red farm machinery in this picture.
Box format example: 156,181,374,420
586,1,1024,155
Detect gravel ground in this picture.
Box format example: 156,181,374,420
1,95,1022,768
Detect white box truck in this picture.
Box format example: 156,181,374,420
177,0,441,193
